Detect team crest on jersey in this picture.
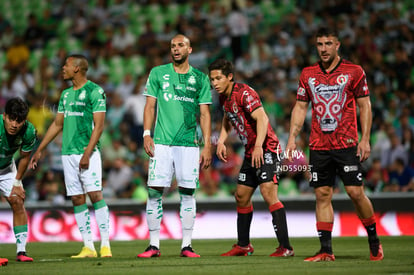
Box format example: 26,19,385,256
15,136,22,145
78,90,86,100
188,75,196,85
336,74,348,85
232,102,238,113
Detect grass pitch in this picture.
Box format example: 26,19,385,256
2,236,413,274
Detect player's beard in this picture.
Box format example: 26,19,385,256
172,53,188,65
320,52,335,66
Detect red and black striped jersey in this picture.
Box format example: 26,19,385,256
297,59,369,150
219,82,280,158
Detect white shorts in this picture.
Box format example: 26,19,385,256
0,162,17,197
148,144,200,189
62,151,103,196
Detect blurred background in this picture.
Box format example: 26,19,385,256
0,0,413,206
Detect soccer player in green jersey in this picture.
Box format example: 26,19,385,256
0,97,36,262
30,54,111,258
137,34,212,258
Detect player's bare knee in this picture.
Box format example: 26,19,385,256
71,194,86,206
346,189,364,201
315,187,332,201
8,196,24,210
234,192,250,206
88,190,103,203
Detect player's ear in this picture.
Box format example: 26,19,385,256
229,73,234,81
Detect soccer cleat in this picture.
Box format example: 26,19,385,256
71,247,97,258
304,251,335,262
137,245,161,258
0,258,8,266
180,246,200,258
16,252,33,262
370,242,384,261
100,246,112,258
221,243,254,256
270,246,295,257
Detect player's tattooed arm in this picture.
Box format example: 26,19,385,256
291,122,303,137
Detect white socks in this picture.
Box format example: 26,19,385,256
146,188,163,248
180,193,196,248
93,200,110,248
74,204,95,250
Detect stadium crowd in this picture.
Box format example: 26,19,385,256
0,0,413,204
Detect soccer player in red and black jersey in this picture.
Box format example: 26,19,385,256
286,26,383,262
209,59,293,257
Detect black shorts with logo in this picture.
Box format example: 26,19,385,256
309,146,363,188
238,150,279,189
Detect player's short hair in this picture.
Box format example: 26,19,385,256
208,58,234,77
68,54,88,73
5,97,29,123
316,26,339,39
172,34,191,47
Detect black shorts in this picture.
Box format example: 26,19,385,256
309,146,363,188
238,150,279,189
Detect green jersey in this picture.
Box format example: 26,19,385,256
0,115,36,169
144,63,212,147
58,80,106,155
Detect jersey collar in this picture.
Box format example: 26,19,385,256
318,58,342,74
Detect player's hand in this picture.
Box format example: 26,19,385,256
79,154,90,170
144,136,155,157
29,151,41,170
11,185,25,200
251,146,264,168
216,142,227,162
285,140,297,162
200,145,212,169
357,139,371,162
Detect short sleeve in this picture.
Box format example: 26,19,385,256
241,86,262,113
57,91,66,113
354,67,370,98
296,72,310,102
91,86,106,112
198,73,212,105
143,68,159,98
21,123,37,152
